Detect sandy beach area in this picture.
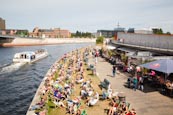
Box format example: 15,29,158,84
0,38,96,47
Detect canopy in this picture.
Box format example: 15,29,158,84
139,59,173,74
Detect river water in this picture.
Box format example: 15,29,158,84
0,43,93,115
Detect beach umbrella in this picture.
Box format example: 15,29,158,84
139,59,173,74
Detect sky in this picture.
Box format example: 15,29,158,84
0,0,173,33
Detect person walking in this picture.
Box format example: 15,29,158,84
138,77,144,91
94,50,99,64
112,65,116,77
133,77,138,91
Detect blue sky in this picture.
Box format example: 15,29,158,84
1,0,173,33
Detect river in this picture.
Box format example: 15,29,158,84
0,43,93,115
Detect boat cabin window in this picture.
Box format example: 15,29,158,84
20,54,29,59
20,54,23,59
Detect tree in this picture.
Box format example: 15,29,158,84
96,36,104,44
71,33,76,38
16,30,29,37
159,28,163,34
166,32,171,35
72,31,93,38
152,28,163,34
76,31,81,37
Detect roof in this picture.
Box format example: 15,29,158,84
14,51,35,57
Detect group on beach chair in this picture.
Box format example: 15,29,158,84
104,95,136,115
86,92,99,106
29,99,45,111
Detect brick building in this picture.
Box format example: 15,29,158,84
0,17,6,30
29,27,71,38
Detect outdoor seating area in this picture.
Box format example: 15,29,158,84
123,66,173,96
27,46,137,115
102,90,136,115
99,47,173,97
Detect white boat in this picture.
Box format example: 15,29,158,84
13,49,48,63
0,49,48,74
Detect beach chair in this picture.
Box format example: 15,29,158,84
87,92,99,106
99,79,110,90
126,102,130,109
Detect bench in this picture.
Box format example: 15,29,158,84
99,79,110,90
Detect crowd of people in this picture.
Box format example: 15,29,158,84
29,47,103,115
28,46,137,115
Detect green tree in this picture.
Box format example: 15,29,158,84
96,36,104,44
16,30,29,37
152,28,163,34
166,32,171,35
72,31,93,38
71,33,76,38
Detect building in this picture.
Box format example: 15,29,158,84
114,27,125,40
112,32,173,54
110,32,173,66
135,28,153,34
0,17,6,30
97,27,125,38
29,27,71,38
97,30,115,38
0,29,29,36
127,28,135,33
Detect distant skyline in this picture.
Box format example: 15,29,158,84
1,0,173,33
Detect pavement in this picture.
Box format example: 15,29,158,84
89,56,173,115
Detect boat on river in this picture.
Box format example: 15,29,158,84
0,49,48,74
13,49,48,63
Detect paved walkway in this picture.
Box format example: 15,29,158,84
92,57,173,115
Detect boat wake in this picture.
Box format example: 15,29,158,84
0,62,26,74
0,63,11,68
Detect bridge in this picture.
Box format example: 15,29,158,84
0,35,16,43
0,35,17,38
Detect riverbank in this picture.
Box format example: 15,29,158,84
26,58,61,115
26,46,136,115
26,47,90,115
0,38,96,47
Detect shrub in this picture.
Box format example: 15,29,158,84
96,36,104,44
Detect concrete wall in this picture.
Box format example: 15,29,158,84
1,37,96,47
117,33,173,50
